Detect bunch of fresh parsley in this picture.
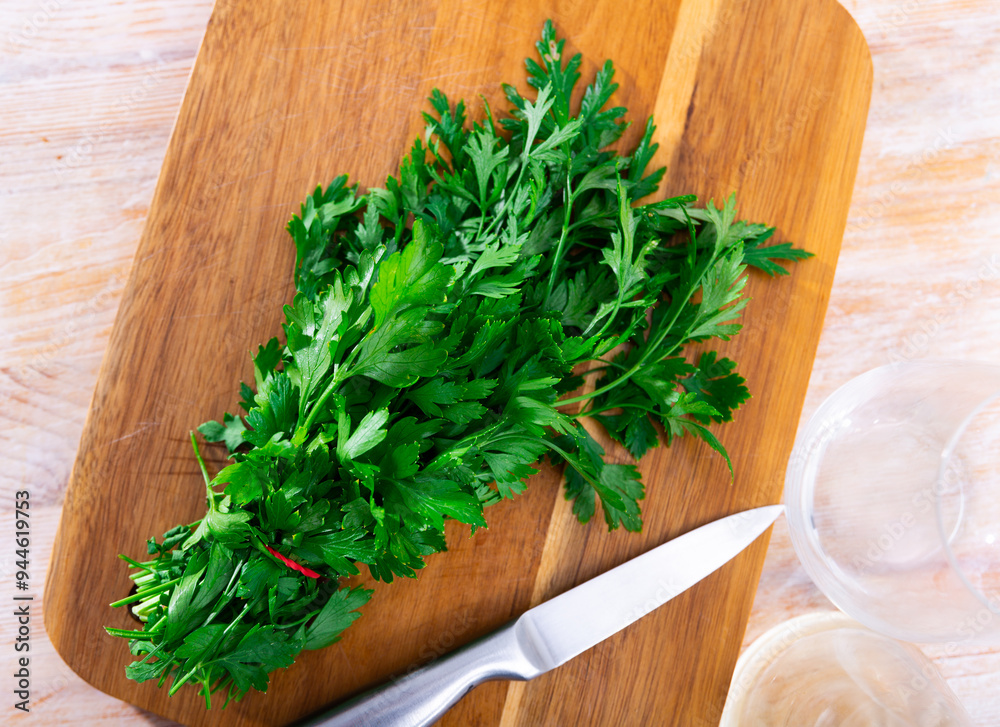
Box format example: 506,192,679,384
107,20,810,707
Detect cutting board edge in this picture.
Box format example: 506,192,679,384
708,0,875,712
42,0,225,686
41,0,876,722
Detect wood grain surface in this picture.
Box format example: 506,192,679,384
37,0,869,724
3,0,999,726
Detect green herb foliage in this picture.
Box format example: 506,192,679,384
108,20,810,706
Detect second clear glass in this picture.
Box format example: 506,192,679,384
785,360,1000,643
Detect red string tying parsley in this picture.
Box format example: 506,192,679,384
265,545,322,579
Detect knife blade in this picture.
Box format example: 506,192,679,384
296,504,783,727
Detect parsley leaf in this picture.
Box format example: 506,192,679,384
110,21,810,707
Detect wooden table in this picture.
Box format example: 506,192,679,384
2,0,998,724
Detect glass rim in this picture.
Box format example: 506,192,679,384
784,359,1000,643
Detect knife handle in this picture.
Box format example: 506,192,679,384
294,620,543,727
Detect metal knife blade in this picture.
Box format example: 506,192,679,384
296,504,783,727
518,503,783,671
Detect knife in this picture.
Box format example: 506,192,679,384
296,504,783,727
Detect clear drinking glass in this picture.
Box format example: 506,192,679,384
785,360,1000,643
720,612,973,726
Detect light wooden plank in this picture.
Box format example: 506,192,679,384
40,0,868,725
5,0,1000,724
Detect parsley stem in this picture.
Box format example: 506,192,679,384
133,641,166,666
543,169,575,304
275,611,318,630
572,402,661,419
131,572,157,589
558,332,681,410
568,213,611,233
118,553,153,572
105,626,158,640
563,223,730,412
133,599,159,621
110,576,182,608
298,367,347,441
168,599,256,696
191,562,244,633
426,420,503,471
558,268,710,410
475,152,529,246
190,431,212,489
580,360,628,376
538,439,602,490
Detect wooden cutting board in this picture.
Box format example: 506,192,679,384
44,0,871,724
